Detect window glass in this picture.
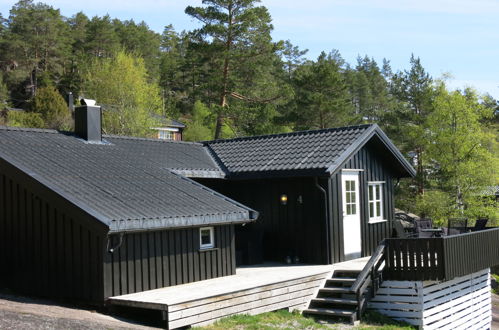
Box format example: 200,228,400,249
200,227,214,249
368,183,383,220
345,180,357,215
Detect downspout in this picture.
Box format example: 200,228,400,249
315,177,331,264
106,232,125,253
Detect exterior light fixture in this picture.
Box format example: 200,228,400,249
280,194,288,205
297,195,303,204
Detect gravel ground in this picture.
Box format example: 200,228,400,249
0,291,159,330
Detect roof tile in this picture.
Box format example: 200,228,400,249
0,127,252,232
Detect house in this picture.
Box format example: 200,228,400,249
1,104,497,329
200,124,415,265
0,105,256,304
151,118,185,141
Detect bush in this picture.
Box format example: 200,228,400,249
413,190,454,226
32,86,72,130
7,111,45,128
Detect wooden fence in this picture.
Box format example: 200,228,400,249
384,227,499,281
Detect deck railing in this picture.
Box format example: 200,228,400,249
351,241,385,320
383,227,499,281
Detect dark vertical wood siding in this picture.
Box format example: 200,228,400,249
198,178,327,265
0,161,106,304
329,143,396,263
103,225,236,298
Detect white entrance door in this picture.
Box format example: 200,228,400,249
342,172,362,260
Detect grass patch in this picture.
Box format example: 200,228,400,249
193,309,415,330
193,309,329,330
358,311,415,329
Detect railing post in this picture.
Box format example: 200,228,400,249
356,290,362,321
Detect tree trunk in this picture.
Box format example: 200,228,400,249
214,3,233,140
416,147,424,195
214,56,229,139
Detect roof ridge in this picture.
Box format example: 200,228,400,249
0,125,203,145
205,124,373,144
0,125,59,134
102,134,203,145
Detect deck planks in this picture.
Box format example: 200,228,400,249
108,259,368,329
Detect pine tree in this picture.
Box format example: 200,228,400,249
114,19,161,78
84,15,119,58
185,0,277,139
31,86,71,129
292,51,355,129
2,0,70,102
391,54,435,194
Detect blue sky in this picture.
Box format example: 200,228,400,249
1,0,498,99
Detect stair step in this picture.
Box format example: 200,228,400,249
319,287,355,294
303,307,355,317
327,277,356,284
311,297,358,305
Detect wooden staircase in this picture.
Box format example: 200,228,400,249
303,242,387,324
303,269,362,324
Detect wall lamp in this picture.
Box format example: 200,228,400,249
280,194,288,205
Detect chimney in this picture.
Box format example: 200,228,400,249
75,101,102,142
68,92,74,114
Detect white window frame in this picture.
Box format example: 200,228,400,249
158,130,173,140
368,181,385,223
199,227,215,249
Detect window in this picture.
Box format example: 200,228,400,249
368,182,383,221
345,180,357,215
199,227,214,249
158,130,173,140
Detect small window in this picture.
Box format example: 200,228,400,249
199,227,214,249
158,130,173,140
368,182,383,221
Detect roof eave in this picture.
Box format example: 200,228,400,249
108,210,258,234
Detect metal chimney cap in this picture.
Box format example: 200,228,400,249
80,98,97,106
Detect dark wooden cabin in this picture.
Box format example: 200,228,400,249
0,105,415,306
201,125,416,265
0,105,256,305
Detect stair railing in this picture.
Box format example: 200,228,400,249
350,240,386,321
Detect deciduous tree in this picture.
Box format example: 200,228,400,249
83,51,162,137
426,87,498,214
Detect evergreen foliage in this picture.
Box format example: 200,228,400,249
31,86,71,129
0,0,497,220
7,110,44,128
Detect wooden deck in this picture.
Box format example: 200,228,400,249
108,259,369,329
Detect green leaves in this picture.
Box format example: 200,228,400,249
83,51,162,137
427,88,498,200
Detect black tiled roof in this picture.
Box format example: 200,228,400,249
0,127,254,232
206,124,415,178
